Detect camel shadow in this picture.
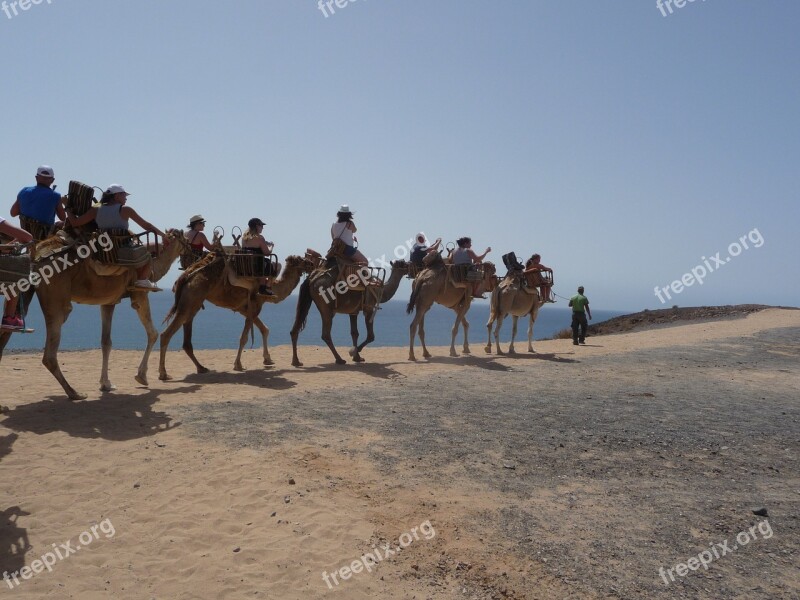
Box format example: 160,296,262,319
0,432,17,463
489,352,579,364
182,370,297,390
282,361,403,380
422,355,514,372
0,506,30,576
0,387,189,441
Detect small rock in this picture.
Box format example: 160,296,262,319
288,478,296,485
284,496,291,503
271,512,277,517
133,482,141,489
752,507,769,517
502,462,516,470
233,547,241,553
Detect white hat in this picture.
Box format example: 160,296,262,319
416,232,426,242
105,184,130,196
337,204,354,214
36,165,54,178
188,214,205,225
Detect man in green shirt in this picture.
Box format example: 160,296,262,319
568,286,592,345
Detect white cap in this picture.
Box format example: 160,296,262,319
105,184,130,196
36,165,54,178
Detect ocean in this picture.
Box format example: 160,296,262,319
4,294,624,352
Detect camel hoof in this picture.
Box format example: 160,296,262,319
449,351,458,357
234,365,245,372
68,392,88,401
197,366,210,374
408,356,417,362
484,346,492,354
134,375,148,387
463,348,471,355
292,361,303,368
100,383,117,392
159,373,173,381
528,349,536,354
508,349,516,355
348,347,357,357
422,352,432,359
352,355,365,363
335,359,347,365
263,359,274,366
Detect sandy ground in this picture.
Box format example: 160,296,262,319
1,308,798,599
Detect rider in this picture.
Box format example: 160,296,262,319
331,205,367,265
67,184,168,291
453,236,491,298
0,216,34,328
10,165,65,240
410,232,442,268
524,254,554,302
186,215,214,253
242,217,275,296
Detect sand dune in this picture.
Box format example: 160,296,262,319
1,308,798,599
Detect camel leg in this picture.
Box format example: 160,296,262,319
527,312,536,353
253,316,273,366
182,320,211,374
320,311,346,365
130,292,157,387
508,315,519,354
485,312,496,354
408,312,421,362
41,301,85,400
99,305,116,392
418,314,431,359
233,318,255,372
494,313,506,355
348,314,362,361
0,331,11,363
351,311,375,362
461,313,471,354
290,324,302,368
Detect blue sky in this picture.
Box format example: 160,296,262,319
1,0,797,311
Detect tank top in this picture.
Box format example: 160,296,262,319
187,231,204,251
453,247,471,265
331,221,355,246
96,204,129,230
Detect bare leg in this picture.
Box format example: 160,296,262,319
100,305,116,391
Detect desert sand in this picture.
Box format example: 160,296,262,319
1,308,798,599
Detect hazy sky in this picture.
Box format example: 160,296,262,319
1,0,797,311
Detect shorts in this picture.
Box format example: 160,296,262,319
343,245,357,257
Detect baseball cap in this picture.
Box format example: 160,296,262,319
248,217,265,228
105,184,130,196
36,165,55,178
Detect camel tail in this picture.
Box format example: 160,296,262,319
162,273,188,325
294,278,313,332
406,286,418,315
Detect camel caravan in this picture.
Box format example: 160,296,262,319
1,168,561,400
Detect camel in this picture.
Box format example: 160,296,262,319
406,256,496,361
484,272,546,354
0,229,187,400
290,260,409,367
159,253,314,379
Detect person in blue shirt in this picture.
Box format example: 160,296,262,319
10,165,65,240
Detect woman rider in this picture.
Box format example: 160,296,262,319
330,205,367,265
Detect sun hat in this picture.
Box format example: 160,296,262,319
105,184,130,196
188,214,206,228
36,165,54,178
248,217,265,229
337,204,354,215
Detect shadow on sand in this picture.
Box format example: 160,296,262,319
0,432,17,463
181,369,298,390
0,506,30,576
0,386,193,441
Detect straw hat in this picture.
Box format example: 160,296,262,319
187,214,206,228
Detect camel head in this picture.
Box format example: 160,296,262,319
389,259,410,274
285,254,317,275
163,228,189,257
